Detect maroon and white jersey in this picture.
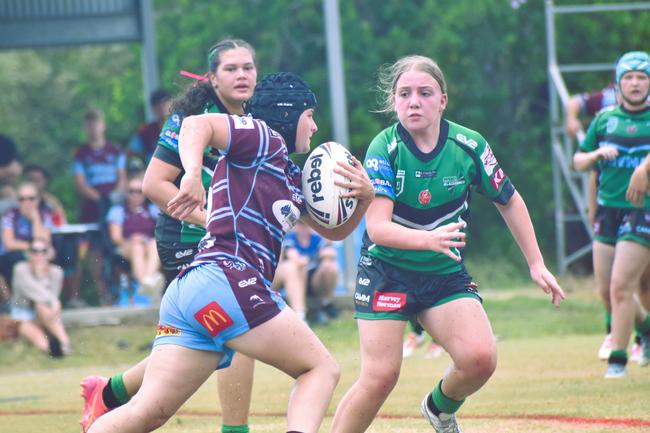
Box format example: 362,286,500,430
192,115,305,283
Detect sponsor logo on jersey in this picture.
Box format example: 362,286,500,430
194,301,234,337
635,225,650,235
387,137,397,154
238,277,258,288
456,133,478,149
354,291,370,306
418,189,431,206
395,170,405,196
272,200,300,232
415,170,437,178
371,178,391,187
627,125,637,134
249,294,266,309
372,292,406,312
221,259,246,271
443,175,466,192
357,277,370,286
480,143,498,176
198,237,215,251
606,117,619,134
175,249,194,259
156,324,181,337
490,168,506,191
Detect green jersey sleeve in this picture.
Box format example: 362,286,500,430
364,127,398,200
579,112,603,153
470,134,515,205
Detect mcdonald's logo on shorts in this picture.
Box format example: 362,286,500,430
194,301,234,337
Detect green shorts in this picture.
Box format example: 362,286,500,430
593,206,650,248
353,255,482,321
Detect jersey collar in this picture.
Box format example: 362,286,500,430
397,118,449,162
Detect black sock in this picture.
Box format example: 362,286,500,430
286,431,305,433
48,335,63,358
426,392,441,416
102,378,123,409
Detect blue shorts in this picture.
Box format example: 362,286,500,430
11,304,36,322
153,261,287,369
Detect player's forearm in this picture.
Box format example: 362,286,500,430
573,151,600,172
143,178,206,226
495,191,544,267
178,116,212,176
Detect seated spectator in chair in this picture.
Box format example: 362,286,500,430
72,108,126,306
10,237,71,357
0,182,53,293
106,174,164,302
271,219,340,325
24,164,67,226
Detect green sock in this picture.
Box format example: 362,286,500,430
635,314,650,335
222,425,249,433
431,380,465,414
605,311,612,334
110,374,131,405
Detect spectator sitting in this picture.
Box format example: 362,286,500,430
0,134,22,215
24,164,67,226
72,108,126,306
10,237,71,357
0,182,53,290
106,174,164,302
271,219,340,325
128,89,172,169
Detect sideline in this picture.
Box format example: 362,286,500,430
1,408,649,428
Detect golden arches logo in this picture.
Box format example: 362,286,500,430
194,301,234,337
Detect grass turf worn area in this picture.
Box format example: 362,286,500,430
1,283,649,432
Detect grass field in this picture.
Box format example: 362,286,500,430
1,279,650,433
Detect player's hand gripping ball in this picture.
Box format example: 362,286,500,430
302,142,358,228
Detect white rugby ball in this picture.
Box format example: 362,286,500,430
302,142,358,228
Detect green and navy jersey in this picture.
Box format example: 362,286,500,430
153,96,229,244
579,105,650,209
363,119,515,274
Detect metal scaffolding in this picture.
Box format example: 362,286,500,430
545,0,650,274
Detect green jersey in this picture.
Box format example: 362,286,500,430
363,120,515,274
579,105,650,209
153,97,228,244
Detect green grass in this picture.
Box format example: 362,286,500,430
1,285,648,432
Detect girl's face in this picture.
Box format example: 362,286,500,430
393,70,447,134
294,109,318,154
209,47,257,107
126,179,145,207
619,71,650,108
29,239,52,263
17,185,39,215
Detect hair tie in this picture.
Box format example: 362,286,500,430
179,70,208,81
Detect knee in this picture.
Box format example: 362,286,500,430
359,365,400,399
320,355,341,388
610,279,633,304
127,398,172,431
457,346,497,381
320,259,339,278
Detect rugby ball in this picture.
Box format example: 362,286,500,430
302,142,358,228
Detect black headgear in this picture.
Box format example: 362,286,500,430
245,72,316,153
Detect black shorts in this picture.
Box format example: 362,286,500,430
353,255,481,321
593,206,650,247
156,240,198,285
